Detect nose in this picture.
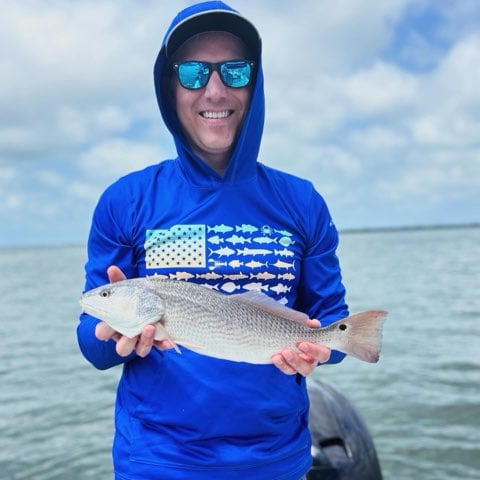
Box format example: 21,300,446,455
204,70,227,99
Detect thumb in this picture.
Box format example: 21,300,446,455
107,265,127,283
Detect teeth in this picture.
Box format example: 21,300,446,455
201,111,231,119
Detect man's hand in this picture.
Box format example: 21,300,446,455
94,266,174,358
271,319,331,376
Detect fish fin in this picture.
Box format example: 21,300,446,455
332,310,387,363
154,323,182,355
176,340,204,351
229,291,310,325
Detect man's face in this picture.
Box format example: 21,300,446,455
172,32,252,174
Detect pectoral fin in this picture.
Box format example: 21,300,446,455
154,323,182,354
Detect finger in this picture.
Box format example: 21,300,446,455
107,265,127,283
135,325,156,358
282,349,317,377
305,318,321,328
116,335,138,357
154,339,176,351
297,342,331,363
271,354,296,375
95,321,117,341
294,361,316,377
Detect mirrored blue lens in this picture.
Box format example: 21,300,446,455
176,60,253,89
220,61,252,88
177,62,210,89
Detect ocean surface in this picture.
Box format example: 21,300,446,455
0,226,479,479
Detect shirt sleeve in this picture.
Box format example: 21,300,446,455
76,182,138,370
294,188,349,364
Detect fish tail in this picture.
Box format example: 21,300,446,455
334,310,387,363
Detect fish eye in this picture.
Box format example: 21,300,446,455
99,289,111,298
339,324,347,331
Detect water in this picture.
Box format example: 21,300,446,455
322,227,480,479
0,227,479,479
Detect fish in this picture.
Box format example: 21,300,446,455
208,235,224,245
249,272,276,281
220,282,241,293
224,273,249,281
208,224,233,234
196,272,222,280
225,235,251,245
271,283,291,295
272,259,295,270
209,246,236,257
243,282,269,292
252,236,278,245
275,229,293,237
274,248,294,258
80,277,387,365
279,237,295,247
228,260,244,268
236,224,258,234
245,260,268,269
278,273,295,281
237,247,272,256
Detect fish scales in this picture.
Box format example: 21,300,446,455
145,278,314,361
80,277,387,364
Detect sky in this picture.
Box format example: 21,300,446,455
1,0,479,247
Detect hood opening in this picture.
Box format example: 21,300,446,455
153,1,265,185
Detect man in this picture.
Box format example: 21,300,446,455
77,2,348,479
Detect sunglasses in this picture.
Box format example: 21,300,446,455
172,59,255,90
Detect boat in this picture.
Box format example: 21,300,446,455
307,378,383,479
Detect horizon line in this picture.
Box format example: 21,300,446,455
1,222,478,250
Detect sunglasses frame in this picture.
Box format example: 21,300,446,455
172,59,255,90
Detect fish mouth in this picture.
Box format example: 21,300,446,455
80,302,107,319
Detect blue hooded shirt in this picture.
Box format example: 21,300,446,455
77,2,348,479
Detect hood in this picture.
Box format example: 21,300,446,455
153,1,265,186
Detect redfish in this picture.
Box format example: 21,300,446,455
80,277,386,364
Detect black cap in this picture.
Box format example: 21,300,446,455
165,9,261,59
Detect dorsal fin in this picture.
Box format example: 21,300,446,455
229,291,310,326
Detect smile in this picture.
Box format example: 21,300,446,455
200,110,232,119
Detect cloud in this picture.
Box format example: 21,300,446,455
77,138,169,186
0,1,174,161
258,2,480,229
411,35,480,147
57,105,133,145
0,0,479,245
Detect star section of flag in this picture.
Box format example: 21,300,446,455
145,225,206,268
